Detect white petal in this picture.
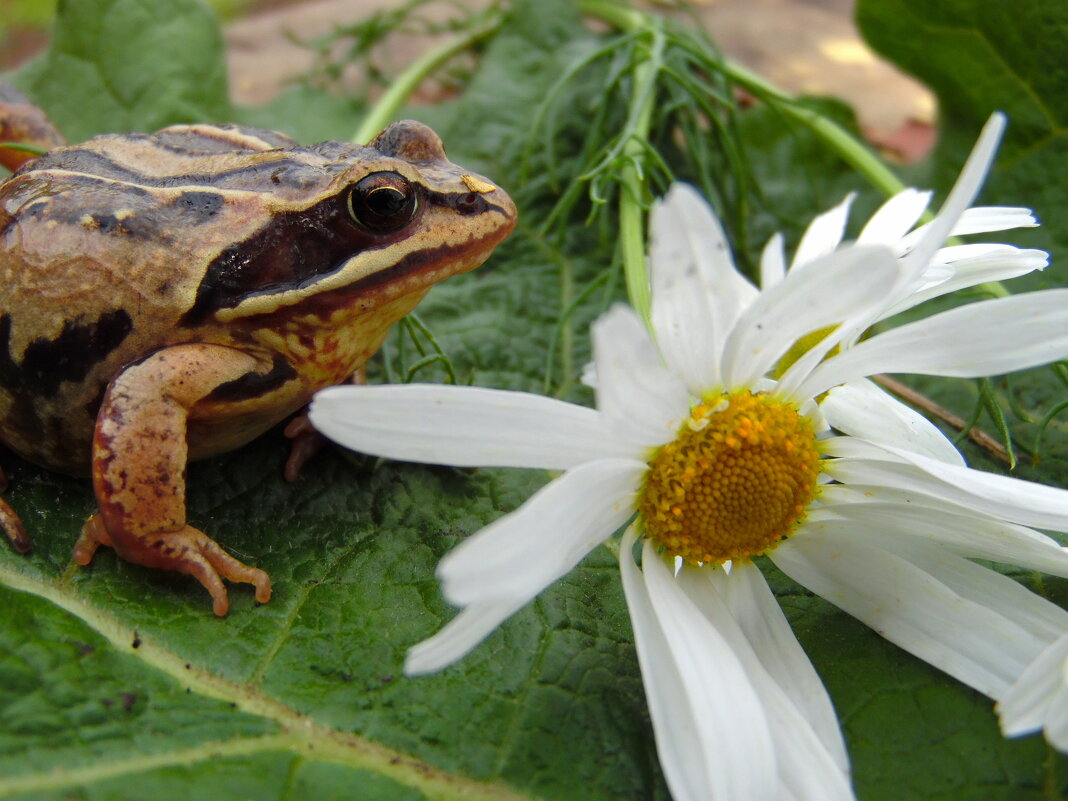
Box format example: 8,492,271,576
799,289,1068,398
791,194,854,270
650,184,758,394
720,245,902,390
760,233,787,289
900,113,1005,276
951,205,1039,236
619,530,716,801
674,564,855,800
897,207,1037,255
998,632,1068,738
311,384,633,470
816,481,959,513
592,304,689,445
440,458,645,605
817,491,1068,577
820,379,964,465
937,242,1040,262
824,439,1068,534
694,563,851,774
773,523,1049,697
857,188,931,246
404,597,528,676
852,523,1068,638
880,245,1048,317
626,534,779,801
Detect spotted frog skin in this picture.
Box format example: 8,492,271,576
0,90,516,614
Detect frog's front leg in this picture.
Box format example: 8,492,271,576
74,344,273,615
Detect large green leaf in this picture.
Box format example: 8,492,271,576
4,1,1068,800
11,0,230,141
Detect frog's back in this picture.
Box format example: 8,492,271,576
0,124,363,473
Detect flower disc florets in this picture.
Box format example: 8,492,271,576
638,391,822,565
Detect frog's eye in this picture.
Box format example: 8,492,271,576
347,171,418,233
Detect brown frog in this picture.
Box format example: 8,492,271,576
0,87,516,614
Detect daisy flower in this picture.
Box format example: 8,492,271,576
310,114,1068,801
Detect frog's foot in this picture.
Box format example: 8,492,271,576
283,413,327,482
73,514,112,565
283,368,367,482
0,466,31,553
0,496,31,554
89,344,277,614
76,514,271,616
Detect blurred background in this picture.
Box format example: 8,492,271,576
0,0,935,159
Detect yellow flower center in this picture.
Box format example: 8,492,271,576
638,390,822,564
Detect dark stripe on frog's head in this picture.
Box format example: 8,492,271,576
178,189,398,326
178,186,513,326
0,309,132,397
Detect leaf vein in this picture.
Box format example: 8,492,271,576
0,561,537,801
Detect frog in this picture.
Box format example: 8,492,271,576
0,86,517,615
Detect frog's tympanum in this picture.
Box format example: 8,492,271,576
0,89,517,614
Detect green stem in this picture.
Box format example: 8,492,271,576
580,0,643,32
0,141,48,155
583,1,906,203
719,59,906,199
581,0,659,324
353,18,502,144
619,56,659,325
722,60,1018,300
580,0,908,325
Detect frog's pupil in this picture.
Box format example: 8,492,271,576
347,171,417,233
367,186,407,216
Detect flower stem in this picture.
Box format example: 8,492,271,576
0,142,48,155
580,0,660,325
353,17,502,144
583,2,908,204
618,46,661,326
718,60,908,199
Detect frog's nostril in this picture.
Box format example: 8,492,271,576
454,192,486,216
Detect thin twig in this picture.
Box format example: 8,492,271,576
873,374,1011,464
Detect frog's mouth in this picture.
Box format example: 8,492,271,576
266,218,515,324
180,186,515,327
230,210,513,324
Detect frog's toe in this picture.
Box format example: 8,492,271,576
283,412,327,482
143,526,272,616
0,496,31,554
77,516,271,615
74,513,111,564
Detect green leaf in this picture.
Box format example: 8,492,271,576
11,0,230,140
5,0,1068,800
232,86,367,146
856,0,1068,281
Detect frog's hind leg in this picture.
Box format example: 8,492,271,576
282,365,366,481
86,344,274,616
0,466,30,553
282,414,326,482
